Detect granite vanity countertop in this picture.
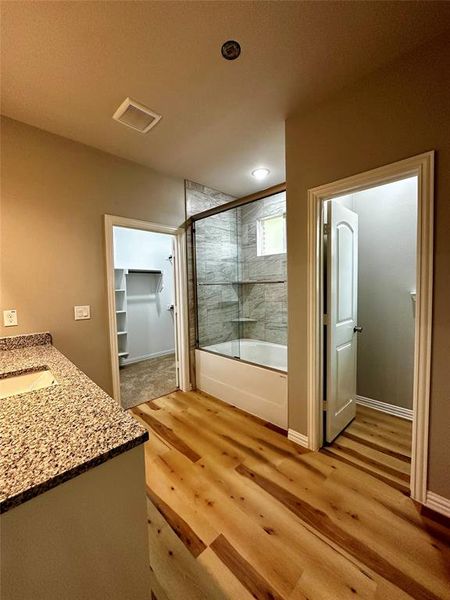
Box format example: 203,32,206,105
0,333,148,514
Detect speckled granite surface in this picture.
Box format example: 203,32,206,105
0,333,148,514
0,331,52,351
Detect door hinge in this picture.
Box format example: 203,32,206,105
323,223,329,235
323,314,328,325
322,401,328,411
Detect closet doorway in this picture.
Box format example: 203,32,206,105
105,216,189,410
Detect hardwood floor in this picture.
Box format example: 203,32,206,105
131,391,450,600
323,404,412,494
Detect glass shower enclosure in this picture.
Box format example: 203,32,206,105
193,191,287,372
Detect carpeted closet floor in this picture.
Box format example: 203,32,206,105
120,354,177,410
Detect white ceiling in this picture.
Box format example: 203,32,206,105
1,1,449,196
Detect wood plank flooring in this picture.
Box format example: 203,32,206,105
131,391,450,600
323,404,412,494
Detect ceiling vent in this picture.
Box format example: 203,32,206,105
112,97,162,133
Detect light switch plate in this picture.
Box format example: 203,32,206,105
74,305,91,320
3,309,18,327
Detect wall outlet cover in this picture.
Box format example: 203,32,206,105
74,305,91,320
3,309,18,327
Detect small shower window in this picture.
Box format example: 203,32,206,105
257,213,286,256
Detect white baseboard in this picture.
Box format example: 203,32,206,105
356,395,413,421
122,349,175,365
288,429,309,449
425,491,450,517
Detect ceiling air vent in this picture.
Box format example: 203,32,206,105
112,97,162,133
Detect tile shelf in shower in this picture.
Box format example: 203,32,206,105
235,280,286,284
197,280,286,285
231,318,257,323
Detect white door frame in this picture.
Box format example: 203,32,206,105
307,151,434,503
104,215,190,405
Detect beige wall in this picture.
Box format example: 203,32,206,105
286,36,450,497
354,180,417,410
0,117,185,394
334,178,417,410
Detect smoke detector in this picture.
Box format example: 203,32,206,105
112,97,162,133
221,40,241,61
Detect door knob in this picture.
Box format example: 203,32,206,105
354,326,363,333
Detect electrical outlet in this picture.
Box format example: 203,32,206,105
74,305,91,320
3,309,18,327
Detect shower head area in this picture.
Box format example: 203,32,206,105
187,183,288,428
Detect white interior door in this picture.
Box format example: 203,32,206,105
326,202,359,443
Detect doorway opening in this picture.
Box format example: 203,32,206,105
114,227,177,409
322,177,417,492
105,215,190,410
307,152,434,503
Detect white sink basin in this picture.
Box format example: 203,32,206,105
0,369,57,399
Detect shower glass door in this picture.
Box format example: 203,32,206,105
194,190,287,370
194,206,241,359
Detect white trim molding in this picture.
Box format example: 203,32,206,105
288,429,309,449
174,227,191,393
104,215,190,405
121,349,175,366
307,152,434,503
426,491,450,518
355,395,413,421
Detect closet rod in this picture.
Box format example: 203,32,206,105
127,269,162,274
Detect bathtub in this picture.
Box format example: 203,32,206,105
195,338,288,428
203,338,287,372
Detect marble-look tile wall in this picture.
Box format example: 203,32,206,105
195,209,240,347
185,180,235,218
238,192,287,345
185,181,236,360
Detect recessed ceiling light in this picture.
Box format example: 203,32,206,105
251,168,270,180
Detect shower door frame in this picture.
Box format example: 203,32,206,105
190,182,287,360
104,214,190,405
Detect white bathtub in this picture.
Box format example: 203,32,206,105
195,339,288,428
203,338,287,372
